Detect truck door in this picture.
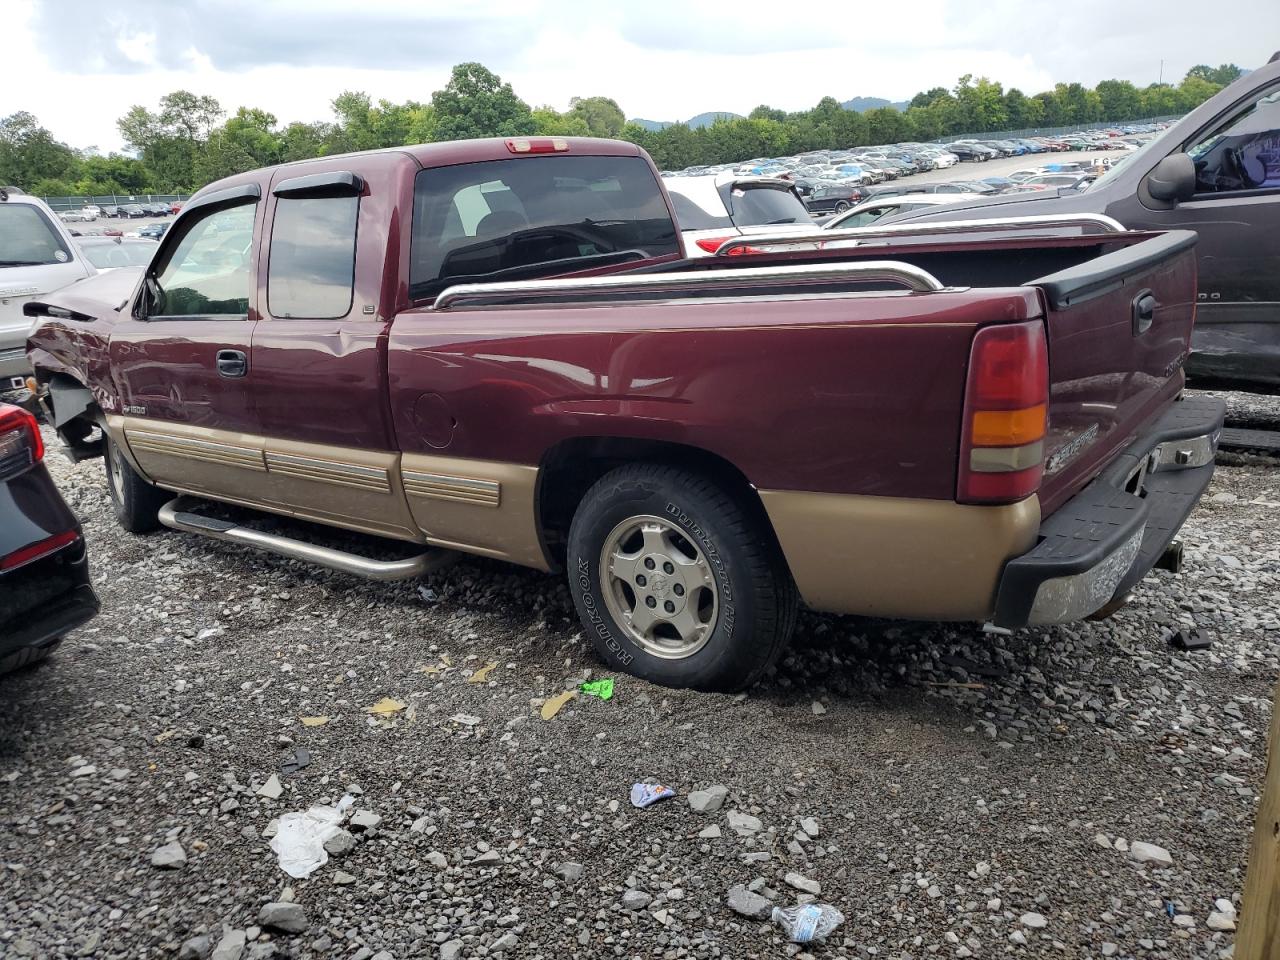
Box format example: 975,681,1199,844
108,185,266,505
249,166,420,541
1126,81,1280,386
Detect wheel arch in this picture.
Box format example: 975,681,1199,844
535,436,783,572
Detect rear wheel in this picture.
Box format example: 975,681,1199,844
105,435,167,533
834,201,851,214
567,464,798,691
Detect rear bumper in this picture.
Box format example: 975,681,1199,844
0,538,100,657
992,394,1225,627
0,344,32,385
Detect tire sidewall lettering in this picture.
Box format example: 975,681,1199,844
576,556,633,666
663,501,734,639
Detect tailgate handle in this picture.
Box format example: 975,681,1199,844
1132,291,1156,336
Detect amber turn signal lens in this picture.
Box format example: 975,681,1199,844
970,403,1046,448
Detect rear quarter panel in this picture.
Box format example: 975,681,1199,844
388,287,1042,499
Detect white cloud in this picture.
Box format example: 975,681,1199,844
4,0,1277,153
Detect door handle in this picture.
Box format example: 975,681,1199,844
1132,291,1156,336
216,349,248,378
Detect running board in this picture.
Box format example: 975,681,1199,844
158,499,452,581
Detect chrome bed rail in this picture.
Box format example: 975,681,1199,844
433,259,947,310
713,212,1127,256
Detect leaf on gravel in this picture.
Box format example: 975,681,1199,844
540,690,577,721
300,716,330,727
154,729,177,743
467,661,499,684
416,664,443,675
365,697,406,716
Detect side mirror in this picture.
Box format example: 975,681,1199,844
1147,153,1196,203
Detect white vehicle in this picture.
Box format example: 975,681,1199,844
80,205,101,221
0,188,96,390
924,151,960,168
664,173,816,257
822,193,987,230
74,236,158,274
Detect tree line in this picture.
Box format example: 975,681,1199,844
0,60,1245,196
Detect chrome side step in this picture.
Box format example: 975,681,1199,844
158,499,452,581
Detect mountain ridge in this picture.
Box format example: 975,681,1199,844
629,97,907,131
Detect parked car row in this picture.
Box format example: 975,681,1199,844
58,201,179,224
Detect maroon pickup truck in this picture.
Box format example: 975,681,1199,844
25,136,1223,690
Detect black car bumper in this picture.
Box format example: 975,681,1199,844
993,395,1225,627
0,537,99,658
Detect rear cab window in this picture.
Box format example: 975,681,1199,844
0,203,73,267
410,155,679,302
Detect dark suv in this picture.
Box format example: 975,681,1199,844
891,52,1280,391
804,183,871,215
0,403,99,675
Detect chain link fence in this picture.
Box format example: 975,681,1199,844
39,193,191,213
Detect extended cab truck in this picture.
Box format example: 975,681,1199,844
888,52,1280,392
26,137,1224,691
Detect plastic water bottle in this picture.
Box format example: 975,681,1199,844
771,903,845,943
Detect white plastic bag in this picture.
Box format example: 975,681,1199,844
269,794,354,878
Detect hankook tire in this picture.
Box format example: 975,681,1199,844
567,463,798,691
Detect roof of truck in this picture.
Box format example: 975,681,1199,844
187,137,648,208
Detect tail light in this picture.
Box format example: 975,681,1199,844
957,322,1048,504
1,529,80,571
0,404,44,478
694,237,762,255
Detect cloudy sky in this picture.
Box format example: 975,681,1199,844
5,0,1277,153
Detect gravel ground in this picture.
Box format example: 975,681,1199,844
1,392,1277,960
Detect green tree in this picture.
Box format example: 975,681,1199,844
531,107,591,137
1095,80,1142,121
568,96,626,137
1140,83,1183,116
910,87,951,109
0,111,79,189
954,75,1008,134
1176,75,1224,111
1186,63,1244,86
748,105,787,123
430,62,534,140
193,129,257,185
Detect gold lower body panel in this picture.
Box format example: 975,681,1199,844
113,417,548,570
759,489,1040,620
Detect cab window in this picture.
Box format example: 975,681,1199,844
1188,85,1280,194
151,203,255,318
267,195,359,319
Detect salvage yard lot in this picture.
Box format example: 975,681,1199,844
1,394,1277,959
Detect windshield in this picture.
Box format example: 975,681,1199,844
410,154,679,301
0,203,72,267
79,241,157,269
727,184,810,226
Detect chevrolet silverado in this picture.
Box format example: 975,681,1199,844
25,136,1223,690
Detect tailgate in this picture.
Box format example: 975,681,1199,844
1031,230,1199,515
